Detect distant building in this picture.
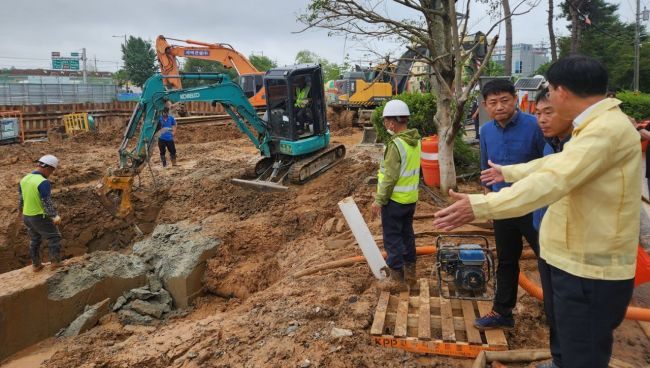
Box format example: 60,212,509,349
407,61,431,93
491,44,549,77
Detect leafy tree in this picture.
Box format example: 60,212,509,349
558,0,649,91
294,49,346,81
298,0,534,190
534,62,551,76
484,60,506,76
249,54,276,71
113,69,129,89
121,36,157,88
181,59,238,88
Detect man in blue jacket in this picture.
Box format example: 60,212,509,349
158,107,177,167
476,79,545,330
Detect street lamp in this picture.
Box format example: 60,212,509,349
112,35,128,91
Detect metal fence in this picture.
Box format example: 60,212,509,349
0,83,118,105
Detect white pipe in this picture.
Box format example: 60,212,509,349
338,196,388,279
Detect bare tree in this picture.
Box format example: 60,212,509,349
298,0,537,191
548,0,557,61
502,0,513,75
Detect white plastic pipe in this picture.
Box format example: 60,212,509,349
338,196,388,279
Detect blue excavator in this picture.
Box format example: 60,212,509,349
97,65,345,217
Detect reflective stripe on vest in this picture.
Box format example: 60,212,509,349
377,137,421,204
20,173,46,216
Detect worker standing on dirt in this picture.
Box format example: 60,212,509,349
158,107,177,167
370,100,421,292
434,55,640,368
19,154,62,272
474,79,545,331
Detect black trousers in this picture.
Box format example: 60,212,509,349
492,214,539,316
158,139,176,166
381,200,416,271
24,215,61,264
538,258,633,368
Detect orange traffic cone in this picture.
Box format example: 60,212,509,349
635,245,650,287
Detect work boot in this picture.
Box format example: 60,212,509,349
32,263,44,272
377,268,408,293
404,263,417,289
171,158,177,167
49,261,62,271
474,310,515,330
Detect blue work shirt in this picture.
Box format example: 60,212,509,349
479,111,545,192
532,136,571,230
159,115,176,141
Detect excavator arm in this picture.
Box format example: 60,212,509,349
97,72,271,217
156,35,266,108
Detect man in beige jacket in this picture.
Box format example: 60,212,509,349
434,55,639,368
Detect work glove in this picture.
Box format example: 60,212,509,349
52,215,62,225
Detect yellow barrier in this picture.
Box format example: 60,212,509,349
63,112,89,135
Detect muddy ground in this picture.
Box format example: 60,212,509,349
0,119,648,367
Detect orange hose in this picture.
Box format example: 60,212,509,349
517,271,650,322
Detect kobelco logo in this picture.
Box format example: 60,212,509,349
179,92,200,100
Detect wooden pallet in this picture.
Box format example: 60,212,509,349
370,278,508,358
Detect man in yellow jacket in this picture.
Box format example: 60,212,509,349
371,99,421,292
434,56,639,368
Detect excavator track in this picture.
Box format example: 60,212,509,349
288,144,346,184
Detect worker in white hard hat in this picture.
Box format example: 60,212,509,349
371,99,421,292
18,154,62,272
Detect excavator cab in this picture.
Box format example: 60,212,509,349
264,65,326,141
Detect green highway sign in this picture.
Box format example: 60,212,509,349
52,58,80,70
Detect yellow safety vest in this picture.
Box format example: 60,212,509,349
377,137,421,204
20,173,46,216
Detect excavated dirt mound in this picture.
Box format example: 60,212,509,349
3,125,649,367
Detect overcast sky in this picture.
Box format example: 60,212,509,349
0,0,639,72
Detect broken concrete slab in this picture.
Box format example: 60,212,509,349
129,299,166,319
113,295,128,311
62,298,111,337
118,309,154,325
148,274,163,292
126,287,156,300
0,252,148,361
132,221,220,308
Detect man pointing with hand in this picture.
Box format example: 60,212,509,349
434,56,640,368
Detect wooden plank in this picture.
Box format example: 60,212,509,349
370,292,390,335
385,313,472,331
461,300,483,344
440,286,456,341
418,279,431,339
476,301,508,347
394,291,410,337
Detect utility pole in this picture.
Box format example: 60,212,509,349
82,47,87,84
634,0,640,92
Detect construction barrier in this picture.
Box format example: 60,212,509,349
421,135,440,187
0,110,23,144
63,112,90,135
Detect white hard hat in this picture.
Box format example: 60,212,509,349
382,99,410,117
37,154,59,169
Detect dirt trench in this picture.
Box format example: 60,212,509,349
3,122,649,368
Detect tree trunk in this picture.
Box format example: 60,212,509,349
548,0,557,62
502,0,513,75
569,1,581,53
435,87,457,192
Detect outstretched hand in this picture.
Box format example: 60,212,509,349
479,160,505,186
433,190,476,231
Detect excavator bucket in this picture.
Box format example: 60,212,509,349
95,174,135,218
360,126,378,145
